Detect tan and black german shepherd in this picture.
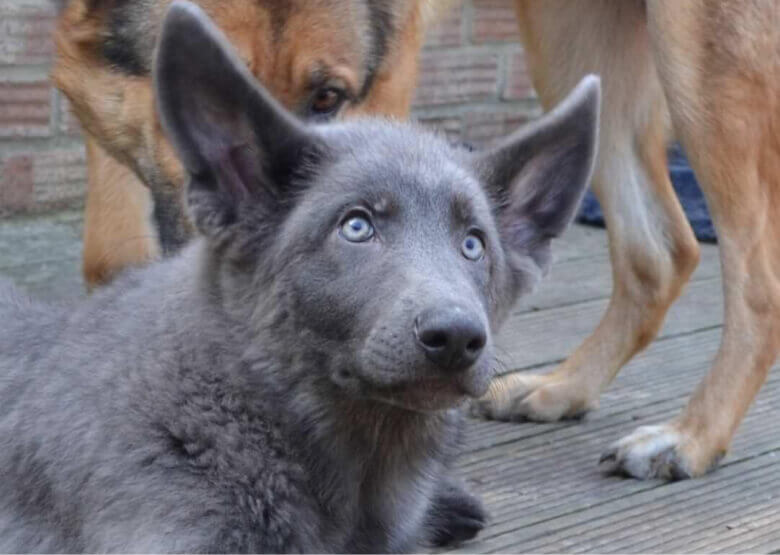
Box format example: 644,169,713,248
54,0,780,482
53,0,437,285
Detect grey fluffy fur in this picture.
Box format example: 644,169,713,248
0,2,599,552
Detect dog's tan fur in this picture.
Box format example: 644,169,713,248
82,138,158,287
474,0,780,479
53,0,430,286
55,0,780,479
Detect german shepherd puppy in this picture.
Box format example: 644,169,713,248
1,2,599,551
53,0,435,287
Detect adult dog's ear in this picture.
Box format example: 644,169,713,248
473,75,600,273
154,1,318,237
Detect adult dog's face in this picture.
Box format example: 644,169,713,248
212,0,422,121
54,0,426,201
154,2,601,413
94,0,423,121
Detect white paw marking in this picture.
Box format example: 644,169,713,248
599,425,692,480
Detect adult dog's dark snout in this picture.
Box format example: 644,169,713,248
415,305,486,373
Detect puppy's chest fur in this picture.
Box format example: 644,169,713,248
295,402,460,551
149,352,459,552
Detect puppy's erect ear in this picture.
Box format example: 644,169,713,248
154,1,318,236
473,75,600,273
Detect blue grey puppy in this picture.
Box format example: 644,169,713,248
0,2,599,552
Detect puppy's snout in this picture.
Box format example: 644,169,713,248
414,306,486,372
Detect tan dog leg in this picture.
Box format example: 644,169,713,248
474,0,700,422
83,136,159,290
600,0,780,479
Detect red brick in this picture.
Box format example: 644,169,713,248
33,147,87,207
503,50,535,100
0,155,34,211
462,108,540,147
413,50,499,108
422,2,463,48
472,0,518,44
0,80,52,137
0,1,57,65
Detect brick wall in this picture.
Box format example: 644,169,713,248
0,0,86,215
0,0,536,216
413,0,538,146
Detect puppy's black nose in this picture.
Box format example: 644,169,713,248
415,306,486,372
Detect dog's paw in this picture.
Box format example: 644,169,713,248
470,373,595,422
599,424,725,480
426,483,487,547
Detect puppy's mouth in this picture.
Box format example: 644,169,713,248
330,369,488,413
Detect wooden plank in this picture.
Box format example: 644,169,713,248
626,499,780,553
495,276,723,372
452,451,780,553
538,458,780,554
517,236,720,315
553,224,613,262
558,450,780,552
557,455,780,554
0,210,82,269
711,510,780,553
1,257,85,301
482,389,780,549
555,224,720,267
457,398,780,540
446,319,780,553
0,211,85,301
449,394,780,552
550,224,720,267
463,326,724,455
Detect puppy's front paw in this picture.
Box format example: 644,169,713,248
426,482,487,547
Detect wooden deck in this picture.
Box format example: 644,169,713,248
3,212,780,553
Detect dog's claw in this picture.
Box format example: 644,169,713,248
598,424,705,480
598,449,617,466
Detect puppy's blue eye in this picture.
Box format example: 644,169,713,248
340,215,374,242
461,233,485,261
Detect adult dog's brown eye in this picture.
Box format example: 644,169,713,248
308,87,346,118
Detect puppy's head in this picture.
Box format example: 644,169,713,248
155,1,600,412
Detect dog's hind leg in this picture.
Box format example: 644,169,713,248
599,0,780,479
474,0,700,422
82,137,159,289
